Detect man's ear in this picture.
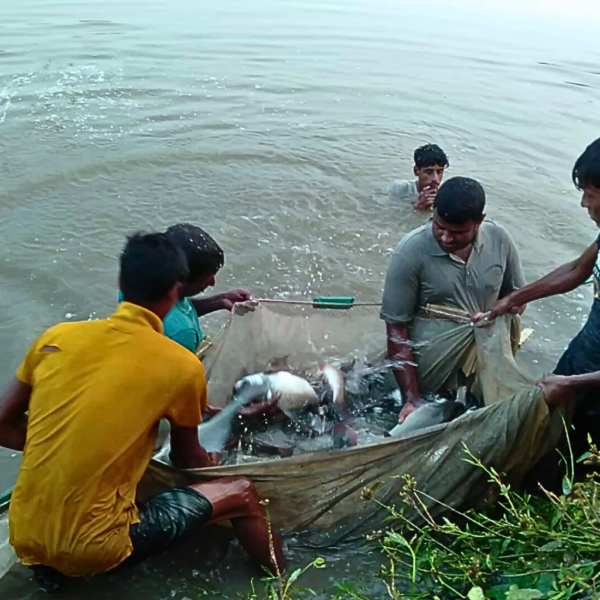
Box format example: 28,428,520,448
413,165,420,177
476,213,486,225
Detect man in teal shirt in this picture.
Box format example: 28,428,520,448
119,223,253,354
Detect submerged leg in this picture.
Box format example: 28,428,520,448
189,477,286,574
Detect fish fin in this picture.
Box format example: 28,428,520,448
317,358,326,372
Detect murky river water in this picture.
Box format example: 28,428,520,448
1,0,600,596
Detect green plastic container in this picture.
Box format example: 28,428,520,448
312,296,355,310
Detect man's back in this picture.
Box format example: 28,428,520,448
9,302,206,576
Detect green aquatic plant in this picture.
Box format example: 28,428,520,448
229,430,600,600
238,557,326,600
364,435,600,599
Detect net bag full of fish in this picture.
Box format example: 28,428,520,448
141,300,564,547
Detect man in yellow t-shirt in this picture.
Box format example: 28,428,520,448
0,232,285,592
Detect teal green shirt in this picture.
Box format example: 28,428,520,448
117,292,203,354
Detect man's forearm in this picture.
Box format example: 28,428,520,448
386,323,420,402
0,378,31,452
170,444,212,469
563,371,600,390
191,294,225,317
0,416,27,452
507,261,589,308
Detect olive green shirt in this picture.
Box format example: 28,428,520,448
380,220,525,324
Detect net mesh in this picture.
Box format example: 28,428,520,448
141,301,563,547
204,302,386,409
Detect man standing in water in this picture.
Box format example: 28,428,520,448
119,223,255,356
486,138,600,465
381,176,525,422
0,232,285,592
389,144,449,211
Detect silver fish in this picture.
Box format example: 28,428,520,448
264,371,320,415
389,399,467,438
154,374,272,462
318,360,345,406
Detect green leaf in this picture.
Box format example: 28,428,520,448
534,573,555,596
506,585,543,600
576,451,592,463
286,568,302,586
539,540,563,553
562,475,573,496
467,586,485,600
488,584,511,600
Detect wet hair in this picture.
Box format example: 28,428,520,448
414,144,449,169
434,176,486,224
573,138,600,191
165,223,224,283
120,232,188,305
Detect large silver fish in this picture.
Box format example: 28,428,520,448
263,371,320,415
154,374,272,462
389,399,467,438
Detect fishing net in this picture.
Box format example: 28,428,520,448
140,301,563,547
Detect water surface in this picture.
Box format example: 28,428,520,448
1,0,599,596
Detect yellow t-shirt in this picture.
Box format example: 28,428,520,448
9,302,207,577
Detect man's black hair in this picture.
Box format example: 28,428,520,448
120,232,188,305
165,223,224,283
573,138,600,191
434,177,486,224
414,144,449,169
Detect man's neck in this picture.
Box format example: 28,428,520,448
452,245,473,263
121,298,171,321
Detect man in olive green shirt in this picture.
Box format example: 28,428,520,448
381,177,525,422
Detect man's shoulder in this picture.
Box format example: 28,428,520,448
155,333,203,370
393,224,431,254
389,179,418,201
481,220,515,245
40,319,104,341
163,299,196,334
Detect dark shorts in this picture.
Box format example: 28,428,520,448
129,486,213,562
524,316,600,494
29,487,213,593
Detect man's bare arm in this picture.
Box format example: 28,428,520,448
169,425,217,469
489,242,598,319
0,378,31,451
539,372,600,408
386,323,420,403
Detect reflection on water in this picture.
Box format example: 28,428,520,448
0,0,599,596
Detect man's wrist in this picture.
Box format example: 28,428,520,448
217,293,228,310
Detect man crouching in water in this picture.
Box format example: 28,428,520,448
0,232,285,592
